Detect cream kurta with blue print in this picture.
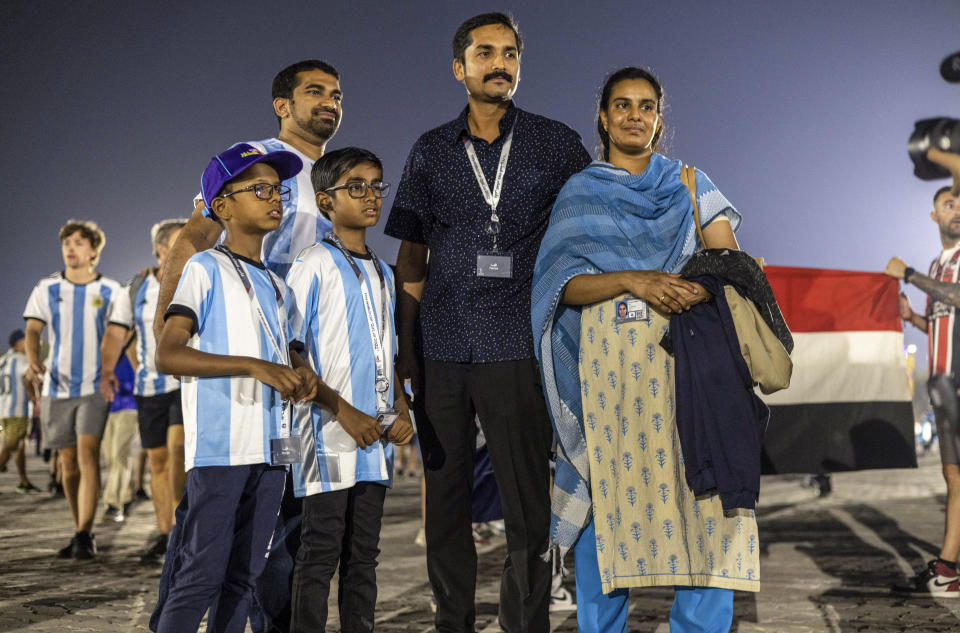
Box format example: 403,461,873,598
580,296,760,593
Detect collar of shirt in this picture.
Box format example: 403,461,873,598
442,101,519,145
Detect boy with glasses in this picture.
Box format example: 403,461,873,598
23,220,122,559
286,147,413,632
151,143,319,633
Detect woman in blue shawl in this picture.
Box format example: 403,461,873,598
532,68,759,633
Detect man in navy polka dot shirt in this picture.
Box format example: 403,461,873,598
385,12,590,633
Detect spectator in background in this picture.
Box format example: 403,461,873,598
23,220,121,559
0,329,39,493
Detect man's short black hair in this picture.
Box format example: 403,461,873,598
311,147,384,219
452,12,522,65
271,60,340,127
935,185,955,205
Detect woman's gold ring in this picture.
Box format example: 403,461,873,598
659,295,666,304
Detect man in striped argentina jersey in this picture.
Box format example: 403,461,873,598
23,220,122,559
154,59,343,340
886,185,960,597
286,147,413,631
0,329,39,493
100,218,187,564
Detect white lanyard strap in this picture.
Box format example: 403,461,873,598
324,235,391,409
216,246,293,437
463,117,517,224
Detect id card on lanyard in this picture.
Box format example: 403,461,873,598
215,245,301,465
464,117,517,279
323,235,397,431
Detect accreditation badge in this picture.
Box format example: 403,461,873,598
270,436,302,466
614,297,649,324
377,408,400,433
476,251,513,278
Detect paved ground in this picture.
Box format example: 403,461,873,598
1,449,959,632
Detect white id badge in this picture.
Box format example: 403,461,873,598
270,436,302,465
377,408,400,433
614,297,649,323
476,251,513,278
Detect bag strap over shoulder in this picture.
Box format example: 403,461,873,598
679,164,706,247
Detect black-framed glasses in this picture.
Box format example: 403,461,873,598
324,181,391,199
221,183,291,202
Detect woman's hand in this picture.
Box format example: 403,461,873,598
621,270,705,314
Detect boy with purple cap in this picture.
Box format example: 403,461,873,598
151,143,321,633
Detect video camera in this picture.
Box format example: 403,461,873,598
908,50,960,180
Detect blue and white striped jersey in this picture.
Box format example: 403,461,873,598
167,248,290,471
111,273,179,397
23,273,122,398
286,240,396,497
246,138,332,279
0,350,29,418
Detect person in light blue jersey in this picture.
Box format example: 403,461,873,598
151,144,320,633
286,147,414,632
101,218,188,564
0,329,38,493
23,220,121,559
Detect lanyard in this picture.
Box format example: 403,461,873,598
323,234,391,409
216,245,293,438
463,117,517,250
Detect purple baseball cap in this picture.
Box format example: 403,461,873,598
200,143,303,217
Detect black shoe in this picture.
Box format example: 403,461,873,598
134,488,150,502
57,537,77,559
892,559,939,593
139,534,169,564
73,531,96,560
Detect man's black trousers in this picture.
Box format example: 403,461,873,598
424,358,553,633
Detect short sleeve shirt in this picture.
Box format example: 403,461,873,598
385,103,591,363
110,273,180,397
166,248,290,471
286,241,397,496
0,350,29,418
23,272,122,398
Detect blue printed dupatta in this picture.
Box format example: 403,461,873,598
531,154,739,558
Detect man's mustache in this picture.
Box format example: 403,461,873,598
483,71,513,83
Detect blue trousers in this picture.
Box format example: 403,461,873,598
574,518,734,633
152,463,286,633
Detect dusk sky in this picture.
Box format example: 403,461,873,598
2,0,958,362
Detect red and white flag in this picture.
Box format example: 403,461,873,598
759,266,916,473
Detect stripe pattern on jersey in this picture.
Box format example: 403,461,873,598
0,350,29,418
246,138,332,279
287,241,396,497
168,249,289,471
927,248,960,376
23,273,121,398
111,273,179,396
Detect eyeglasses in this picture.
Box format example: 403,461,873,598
221,183,291,202
324,181,391,199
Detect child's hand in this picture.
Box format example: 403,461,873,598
290,366,320,403
336,398,382,449
248,359,305,400
386,410,414,446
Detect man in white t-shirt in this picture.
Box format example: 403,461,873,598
101,218,188,563
23,220,122,559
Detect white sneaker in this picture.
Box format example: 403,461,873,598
550,586,576,612
414,526,426,548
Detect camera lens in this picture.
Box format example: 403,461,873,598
908,117,960,180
